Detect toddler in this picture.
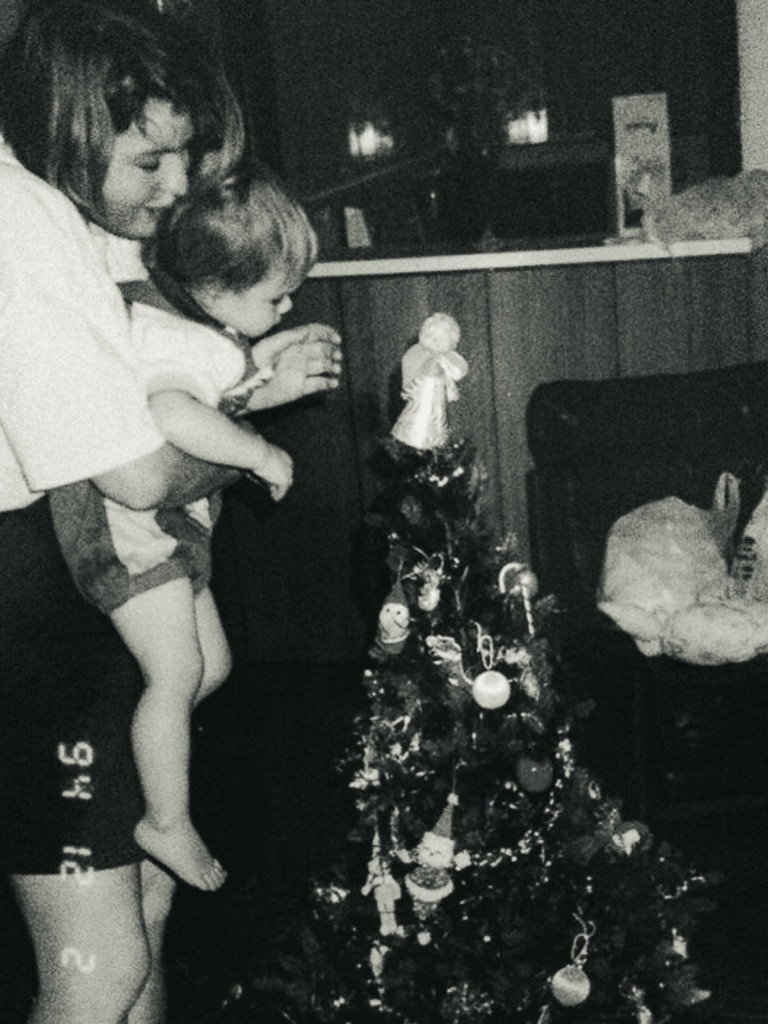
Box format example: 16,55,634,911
50,170,338,889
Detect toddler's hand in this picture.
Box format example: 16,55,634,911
251,322,342,406
249,442,294,501
252,322,341,370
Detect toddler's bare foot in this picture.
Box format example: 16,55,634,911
134,817,226,890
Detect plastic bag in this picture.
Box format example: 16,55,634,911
597,472,763,661
731,484,768,603
659,598,768,665
656,483,768,664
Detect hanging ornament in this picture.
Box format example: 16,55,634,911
405,793,460,916
685,986,713,1008
406,550,446,612
441,983,494,1023
361,826,403,937
502,645,531,667
551,964,591,1007
349,741,381,790
370,579,410,658
472,670,511,709
370,941,386,981
670,927,688,958
426,635,471,687
519,666,541,701
610,819,652,856
622,984,654,1024
399,493,424,525
551,915,595,1007
415,554,445,611
471,623,511,708
500,645,541,700
516,754,554,793
418,574,442,611
391,313,469,450
499,561,539,636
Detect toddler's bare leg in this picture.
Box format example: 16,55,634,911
193,586,232,704
111,579,226,891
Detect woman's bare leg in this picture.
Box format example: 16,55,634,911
11,864,150,1024
128,860,176,1024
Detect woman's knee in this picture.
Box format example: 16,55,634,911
12,865,153,1024
32,929,151,1024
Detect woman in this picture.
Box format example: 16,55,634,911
0,3,340,1022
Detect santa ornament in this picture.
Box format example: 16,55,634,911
391,313,469,450
404,793,462,920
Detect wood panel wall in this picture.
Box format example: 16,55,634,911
213,251,760,665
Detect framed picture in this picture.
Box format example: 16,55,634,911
612,93,671,238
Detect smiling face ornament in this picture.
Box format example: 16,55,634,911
370,580,411,657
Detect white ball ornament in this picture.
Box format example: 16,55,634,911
551,964,591,1006
471,670,511,709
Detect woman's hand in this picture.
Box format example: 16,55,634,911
245,323,342,411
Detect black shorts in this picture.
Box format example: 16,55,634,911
0,498,144,874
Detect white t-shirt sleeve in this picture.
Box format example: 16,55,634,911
89,225,149,284
0,162,164,500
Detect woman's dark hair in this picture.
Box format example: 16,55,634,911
0,0,244,217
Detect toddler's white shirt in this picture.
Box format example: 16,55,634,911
130,303,248,409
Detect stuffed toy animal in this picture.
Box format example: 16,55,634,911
642,169,768,248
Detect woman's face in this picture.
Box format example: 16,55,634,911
99,98,194,240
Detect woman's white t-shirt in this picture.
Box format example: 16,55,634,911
0,139,164,511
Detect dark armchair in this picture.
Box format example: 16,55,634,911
525,361,768,824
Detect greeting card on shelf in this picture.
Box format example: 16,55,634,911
612,92,671,238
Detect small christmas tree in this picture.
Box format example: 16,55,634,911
244,314,715,1024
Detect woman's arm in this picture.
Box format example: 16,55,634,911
92,443,241,510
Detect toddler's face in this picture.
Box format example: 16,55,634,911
195,274,293,338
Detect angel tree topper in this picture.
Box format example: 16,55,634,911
391,313,469,450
